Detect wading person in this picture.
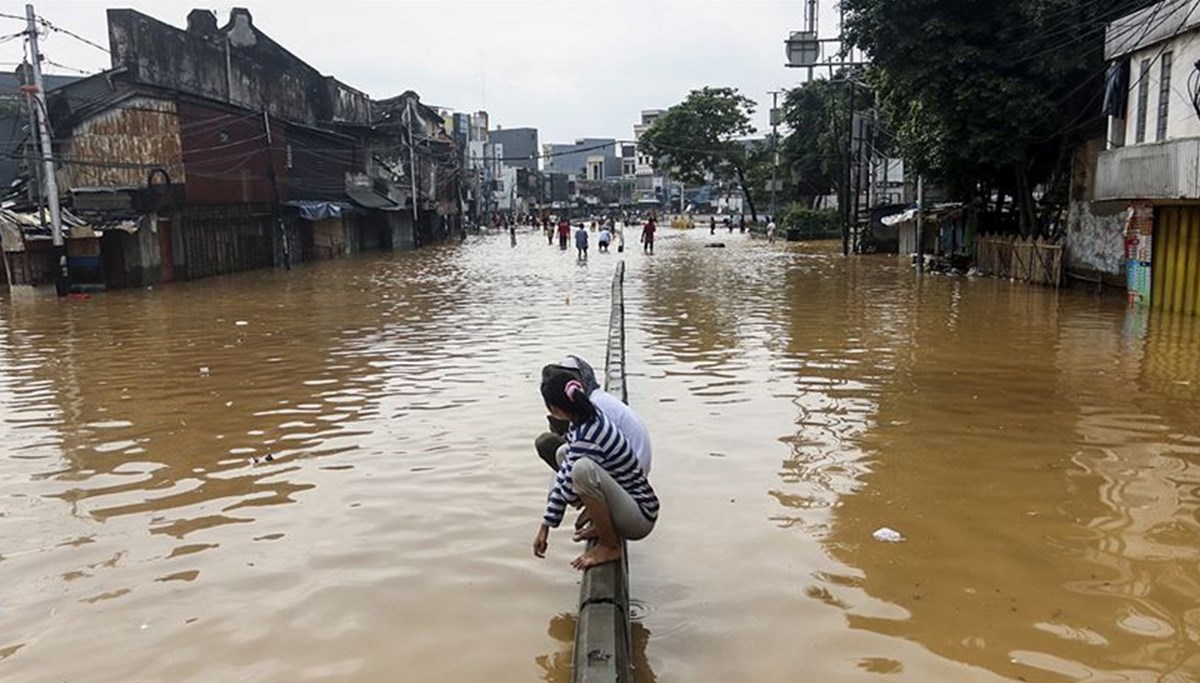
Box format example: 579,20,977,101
533,370,659,569
598,226,612,253
575,223,589,260
641,216,656,254
557,219,570,250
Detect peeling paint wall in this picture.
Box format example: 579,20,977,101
64,97,184,189
1066,139,1127,283
1066,201,1126,277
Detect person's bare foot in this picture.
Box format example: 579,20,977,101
571,544,622,570
573,525,598,542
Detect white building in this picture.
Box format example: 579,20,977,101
1086,0,1200,314
632,109,667,204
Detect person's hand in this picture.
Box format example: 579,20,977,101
533,524,549,558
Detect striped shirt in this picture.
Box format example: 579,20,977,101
543,412,659,528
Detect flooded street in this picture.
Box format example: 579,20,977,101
3,228,1200,682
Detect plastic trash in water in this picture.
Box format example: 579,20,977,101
873,527,904,543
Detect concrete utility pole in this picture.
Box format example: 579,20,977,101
916,174,925,272
405,98,420,245
25,4,63,250
769,90,783,219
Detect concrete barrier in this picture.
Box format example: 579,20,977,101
573,260,633,683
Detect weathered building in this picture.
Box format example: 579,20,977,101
9,7,460,291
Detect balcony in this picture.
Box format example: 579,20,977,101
1095,137,1200,201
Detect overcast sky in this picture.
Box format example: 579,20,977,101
2,0,843,144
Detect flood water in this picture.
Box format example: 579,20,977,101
2,227,1200,682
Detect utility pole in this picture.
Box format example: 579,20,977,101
16,62,44,232
915,174,925,273
842,79,855,257
768,89,783,219
26,3,67,293
405,98,420,247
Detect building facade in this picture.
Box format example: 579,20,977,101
488,127,539,171
543,138,619,180
3,7,461,291
1079,0,1200,314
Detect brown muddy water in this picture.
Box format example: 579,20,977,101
2,227,1199,682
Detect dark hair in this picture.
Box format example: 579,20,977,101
541,369,596,423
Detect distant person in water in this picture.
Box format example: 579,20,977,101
598,225,612,253
641,216,656,254
575,224,589,259
557,219,570,250
533,369,659,570
710,216,716,235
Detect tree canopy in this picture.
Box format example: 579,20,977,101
842,0,1155,234
639,87,761,219
780,77,854,209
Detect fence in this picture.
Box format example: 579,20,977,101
975,234,1063,287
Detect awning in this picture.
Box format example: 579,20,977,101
880,203,964,228
1,221,22,251
284,200,345,221
346,186,401,211
881,208,918,227
0,208,139,249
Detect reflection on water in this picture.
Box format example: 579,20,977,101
3,227,1200,682
627,232,1200,682
537,613,657,683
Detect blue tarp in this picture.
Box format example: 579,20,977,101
285,201,344,221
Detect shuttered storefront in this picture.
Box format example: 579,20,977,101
1152,207,1200,315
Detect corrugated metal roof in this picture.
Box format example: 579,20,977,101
1106,0,1200,60
0,208,138,249
345,186,400,210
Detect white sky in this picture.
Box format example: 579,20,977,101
1,0,844,143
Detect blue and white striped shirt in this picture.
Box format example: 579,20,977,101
543,412,659,528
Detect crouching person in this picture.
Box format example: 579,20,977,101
533,371,659,570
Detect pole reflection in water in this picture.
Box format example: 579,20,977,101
536,613,657,683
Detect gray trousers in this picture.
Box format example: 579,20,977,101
573,458,654,541
535,432,654,541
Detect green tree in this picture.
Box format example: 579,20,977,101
780,77,851,209
842,0,1154,235
639,87,761,220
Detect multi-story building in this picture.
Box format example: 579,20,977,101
1074,0,1200,314
543,138,619,180
632,109,667,205
1,7,460,289
488,127,539,171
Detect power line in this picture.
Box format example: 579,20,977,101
41,58,92,75
36,17,109,54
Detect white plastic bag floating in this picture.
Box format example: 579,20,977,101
872,527,904,543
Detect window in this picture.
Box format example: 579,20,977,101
1157,52,1173,141
1136,58,1151,143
